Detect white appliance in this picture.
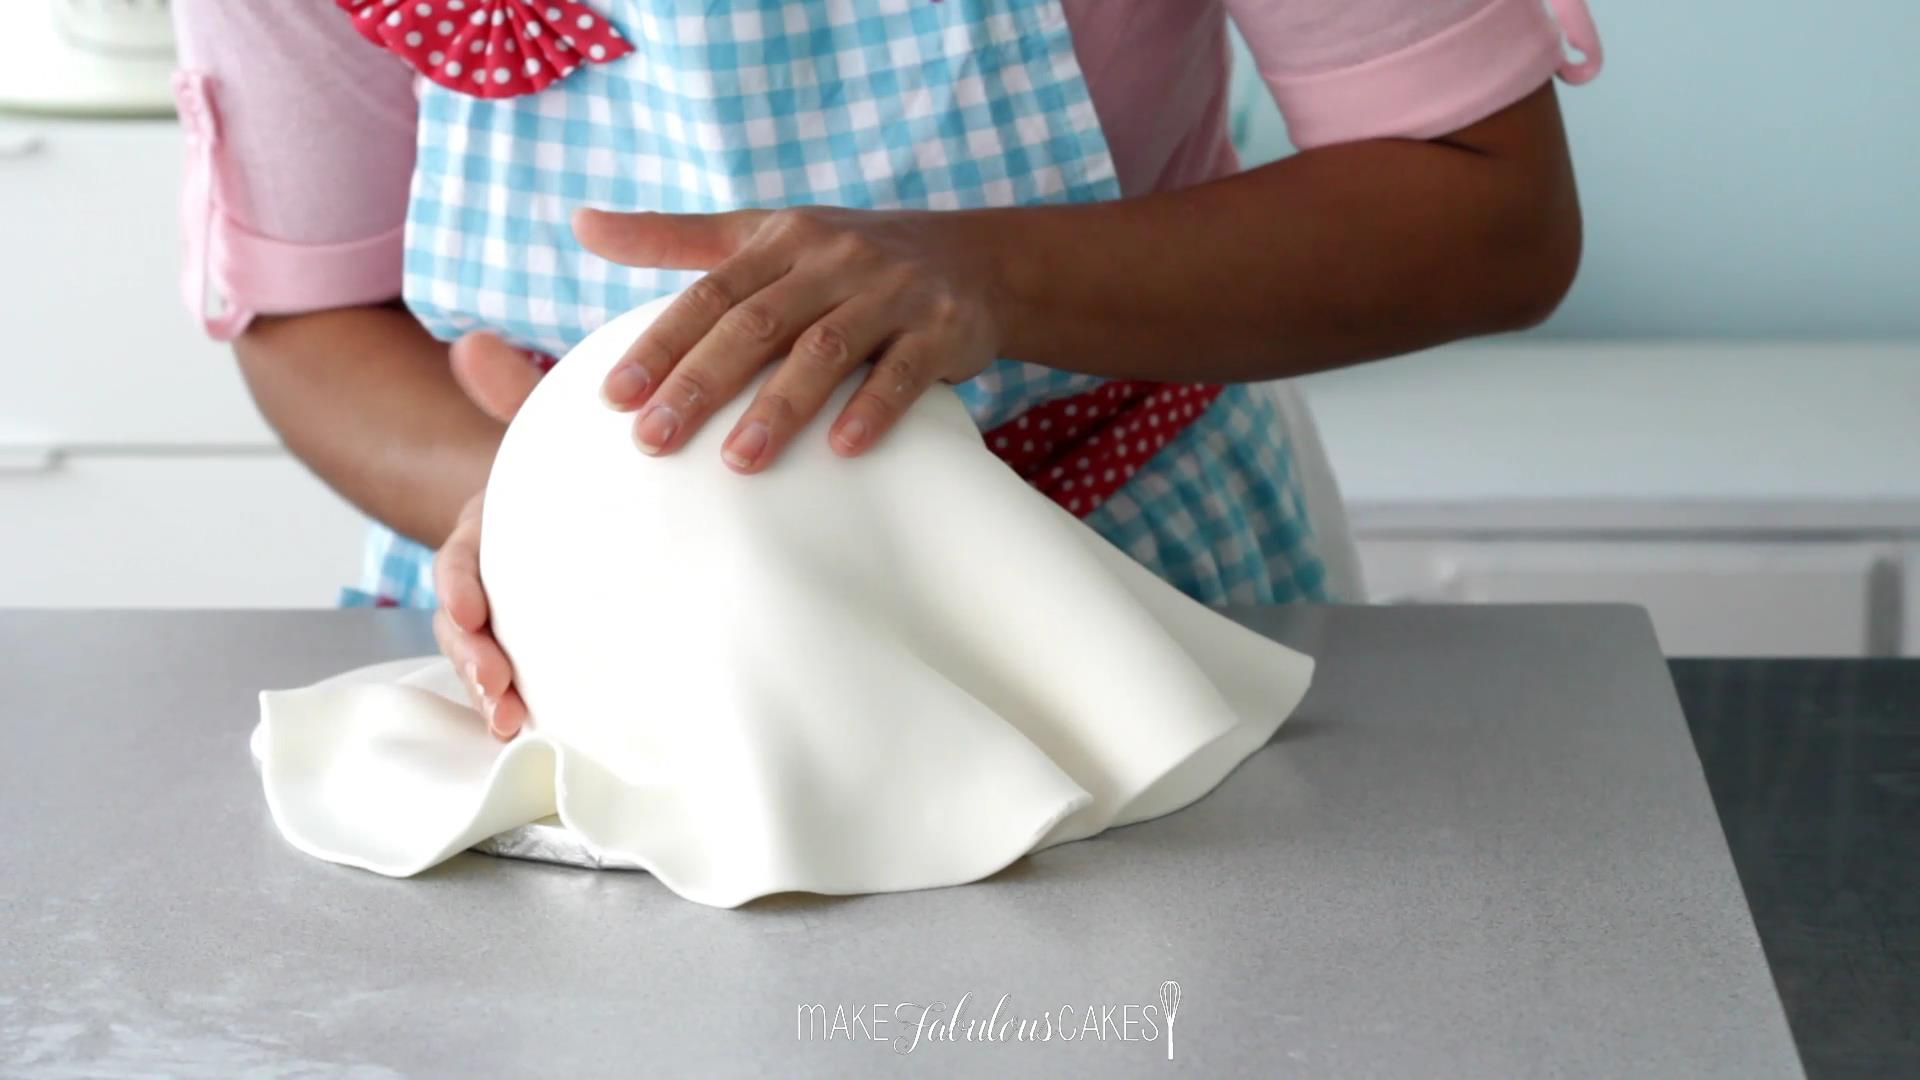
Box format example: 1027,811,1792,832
0,0,176,116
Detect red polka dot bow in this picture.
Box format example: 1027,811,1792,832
338,0,634,99
985,380,1227,518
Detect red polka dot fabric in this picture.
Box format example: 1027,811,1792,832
984,380,1227,518
337,0,633,99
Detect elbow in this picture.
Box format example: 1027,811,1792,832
232,315,301,407
1489,196,1583,333
1510,221,1582,331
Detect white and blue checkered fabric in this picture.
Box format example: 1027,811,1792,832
353,0,1328,608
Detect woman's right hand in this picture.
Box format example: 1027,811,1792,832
432,330,546,740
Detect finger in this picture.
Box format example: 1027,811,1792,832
449,332,543,424
489,686,529,741
572,206,769,270
829,332,950,456
463,630,524,739
721,289,901,473
432,608,523,740
641,269,849,459
432,608,498,705
433,502,488,633
599,250,789,411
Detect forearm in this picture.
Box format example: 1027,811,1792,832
233,305,501,548
981,84,1582,382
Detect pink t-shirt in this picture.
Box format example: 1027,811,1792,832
172,0,1599,335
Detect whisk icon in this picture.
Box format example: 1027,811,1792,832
1159,980,1181,1061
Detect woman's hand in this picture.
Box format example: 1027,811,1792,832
432,329,545,740
576,206,1006,472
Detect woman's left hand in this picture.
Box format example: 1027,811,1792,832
575,206,1004,472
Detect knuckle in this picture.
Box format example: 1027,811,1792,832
667,366,718,411
680,276,735,320
850,387,903,420
871,350,923,394
879,263,920,294
633,349,678,384
474,653,507,697
765,207,822,244
432,549,465,595
792,322,853,371
754,390,801,426
923,288,964,329
625,334,675,372
722,301,782,344
447,515,480,549
825,230,881,266
432,554,462,594
432,609,461,654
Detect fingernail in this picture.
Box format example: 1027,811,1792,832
635,404,680,454
833,417,869,452
723,420,770,470
602,363,651,406
463,660,481,700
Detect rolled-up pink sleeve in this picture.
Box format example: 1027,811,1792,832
171,0,419,339
1229,0,1603,150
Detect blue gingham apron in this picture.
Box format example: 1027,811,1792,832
351,0,1330,608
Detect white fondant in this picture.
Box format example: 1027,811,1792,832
253,294,1314,907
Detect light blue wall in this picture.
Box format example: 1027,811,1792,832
1230,4,1920,340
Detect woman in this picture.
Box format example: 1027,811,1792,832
173,0,1600,739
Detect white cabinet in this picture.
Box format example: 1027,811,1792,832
0,119,274,448
1357,539,1901,657
1,115,371,607
0,454,365,607
1305,340,1920,657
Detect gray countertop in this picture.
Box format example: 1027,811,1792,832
0,605,1800,1078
